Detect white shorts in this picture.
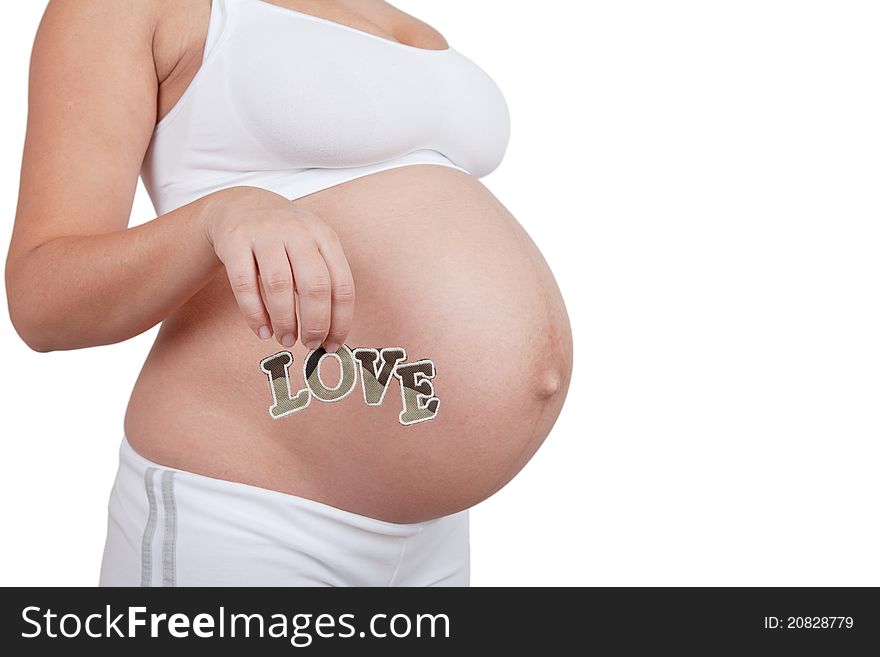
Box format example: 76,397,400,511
99,436,469,587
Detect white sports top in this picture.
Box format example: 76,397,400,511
141,0,511,216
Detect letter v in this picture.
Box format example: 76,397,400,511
352,347,407,406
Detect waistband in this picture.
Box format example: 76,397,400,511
118,434,453,538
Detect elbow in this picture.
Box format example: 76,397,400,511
24,337,56,354
7,287,90,352
6,252,132,352
11,314,120,353
7,304,57,353
5,254,62,353
10,328,55,353
8,292,134,353
6,265,58,353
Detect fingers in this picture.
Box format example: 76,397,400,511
213,199,355,350
315,228,356,353
253,239,298,347
285,238,332,351
221,247,272,340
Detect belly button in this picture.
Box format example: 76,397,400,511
535,370,564,399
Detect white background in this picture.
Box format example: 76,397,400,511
1,1,878,586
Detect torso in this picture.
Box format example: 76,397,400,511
125,0,573,523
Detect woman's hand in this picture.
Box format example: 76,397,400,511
203,186,356,353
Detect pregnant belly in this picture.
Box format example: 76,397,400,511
125,165,573,522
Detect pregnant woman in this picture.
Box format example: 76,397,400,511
6,0,572,586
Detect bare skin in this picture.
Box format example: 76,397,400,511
6,0,573,523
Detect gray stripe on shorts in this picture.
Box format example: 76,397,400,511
161,470,178,587
140,467,159,587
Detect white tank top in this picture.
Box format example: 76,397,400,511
141,0,511,215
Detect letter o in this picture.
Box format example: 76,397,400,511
60,614,82,638
389,614,411,638
304,345,358,402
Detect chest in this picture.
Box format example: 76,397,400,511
154,0,445,119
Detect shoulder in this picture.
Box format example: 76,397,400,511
39,0,160,37
35,1,207,68
31,1,161,86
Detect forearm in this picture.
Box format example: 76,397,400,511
6,193,224,352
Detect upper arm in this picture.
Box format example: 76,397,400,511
9,0,159,260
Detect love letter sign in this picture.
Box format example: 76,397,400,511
259,345,439,426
